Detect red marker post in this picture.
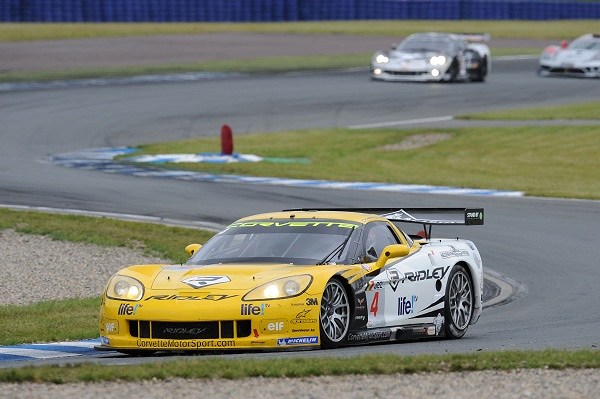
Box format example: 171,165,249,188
221,124,234,155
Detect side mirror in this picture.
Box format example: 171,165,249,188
374,244,410,270
185,244,202,256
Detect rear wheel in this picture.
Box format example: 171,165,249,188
320,279,351,348
472,57,487,82
444,264,474,339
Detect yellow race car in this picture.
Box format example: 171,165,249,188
97,207,484,354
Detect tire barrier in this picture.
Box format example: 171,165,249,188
1,0,599,22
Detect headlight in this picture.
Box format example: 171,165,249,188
375,54,389,64
430,55,447,66
106,275,144,301
243,275,313,301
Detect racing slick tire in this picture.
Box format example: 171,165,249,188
472,57,487,82
319,278,351,349
447,57,460,82
444,264,474,339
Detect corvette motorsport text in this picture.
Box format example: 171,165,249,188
97,208,484,353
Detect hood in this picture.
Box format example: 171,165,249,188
556,49,599,62
390,50,444,62
150,263,314,291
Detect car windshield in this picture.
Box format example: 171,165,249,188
398,37,454,53
570,38,600,50
187,219,362,266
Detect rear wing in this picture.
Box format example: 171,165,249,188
457,33,491,43
283,207,483,240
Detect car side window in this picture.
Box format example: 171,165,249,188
363,223,400,263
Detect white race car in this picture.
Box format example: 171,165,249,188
538,33,600,78
371,32,491,83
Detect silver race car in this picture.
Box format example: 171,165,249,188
371,32,491,83
538,33,600,78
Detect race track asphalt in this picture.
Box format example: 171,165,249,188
0,50,599,365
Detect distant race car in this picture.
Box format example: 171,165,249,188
538,33,600,78
97,208,484,354
371,32,491,82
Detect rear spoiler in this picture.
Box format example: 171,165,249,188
283,208,484,239
457,33,491,43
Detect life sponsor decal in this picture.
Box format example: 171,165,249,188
401,266,450,283
241,303,269,316
181,275,230,289
136,339,235,349
347,330,391,342
145,294,237,301
398,295,418,316
117,303,141,316
276,336,319,346
260,319,288,334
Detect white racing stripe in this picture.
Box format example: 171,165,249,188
348,116,454,129
0,340,99,361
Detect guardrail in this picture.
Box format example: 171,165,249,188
1,0,599,22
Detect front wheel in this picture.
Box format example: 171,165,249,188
444,264,474,339
320,279,351,349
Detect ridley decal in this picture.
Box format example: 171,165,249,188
402,266,450,283
181,275,230,289
145,294,237,301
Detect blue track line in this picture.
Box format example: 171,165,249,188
45,147,523,197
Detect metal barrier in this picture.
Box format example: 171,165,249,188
1,0,599,22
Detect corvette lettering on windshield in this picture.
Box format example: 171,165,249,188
229,221,358,229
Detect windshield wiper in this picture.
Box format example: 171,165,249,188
316,227,355,265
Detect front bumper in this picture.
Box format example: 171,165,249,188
98,294,322,351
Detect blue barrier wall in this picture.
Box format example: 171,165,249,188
1,1,599,22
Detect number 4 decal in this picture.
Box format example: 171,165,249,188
370,291,379,317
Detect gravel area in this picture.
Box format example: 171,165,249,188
0,229,167,306
2,229,598,396
1,368,598,398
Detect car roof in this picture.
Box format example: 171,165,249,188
235,210,385,224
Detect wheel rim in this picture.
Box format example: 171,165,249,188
449,271,473,330
320,280,350,342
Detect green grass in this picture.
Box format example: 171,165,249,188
0,349,598,383
458,101,600,120
0,208,213,264
1,21,598,42
123,124,600,200
0,298,101,346
0,20,577,83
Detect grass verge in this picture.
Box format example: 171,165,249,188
0,208,213,264
122,124,600,200
0,349,598,383
0,47,537,84
458,101,600,120
1,21,598,42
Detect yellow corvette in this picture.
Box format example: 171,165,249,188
97,208,484,353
